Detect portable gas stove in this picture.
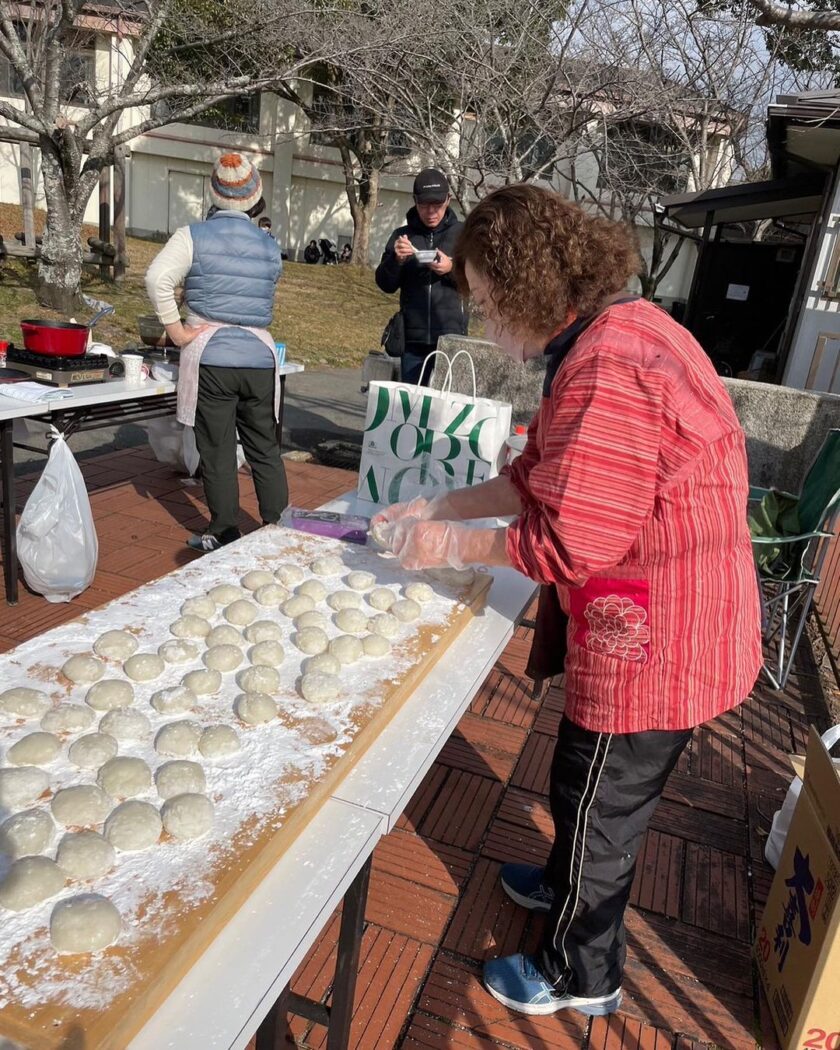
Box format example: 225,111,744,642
5,345,111,387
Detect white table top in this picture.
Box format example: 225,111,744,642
323,493,537,829
122,486,536,1048
128,800,383,1050
0,363,304,423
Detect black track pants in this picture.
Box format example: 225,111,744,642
539,716,692,996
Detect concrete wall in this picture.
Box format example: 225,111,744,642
439,337,840,493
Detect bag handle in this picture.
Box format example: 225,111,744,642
440,348,477,398
415,349,453,391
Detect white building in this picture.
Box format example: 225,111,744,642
0,26,699,306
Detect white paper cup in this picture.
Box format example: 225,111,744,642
122,353,147,386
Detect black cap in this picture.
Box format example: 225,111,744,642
413,168,450,202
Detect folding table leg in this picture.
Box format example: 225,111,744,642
327,855,372,1050
255,984,291,1050
1,419,18,605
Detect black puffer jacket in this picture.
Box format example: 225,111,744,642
375,206,468,345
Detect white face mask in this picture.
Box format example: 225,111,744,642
483,317,530,364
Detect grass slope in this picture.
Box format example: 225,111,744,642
0,203,395,368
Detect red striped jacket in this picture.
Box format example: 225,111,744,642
504,298,762,734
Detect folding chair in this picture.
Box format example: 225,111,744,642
749,429,840,690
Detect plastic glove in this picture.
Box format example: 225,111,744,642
378,517,483,571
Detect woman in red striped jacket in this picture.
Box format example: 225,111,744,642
373,185,762,1018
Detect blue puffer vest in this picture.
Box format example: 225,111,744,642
185,211,282,368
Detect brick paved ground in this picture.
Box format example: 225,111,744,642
1,448,832,1050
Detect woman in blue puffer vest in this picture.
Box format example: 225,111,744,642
146,153,286,552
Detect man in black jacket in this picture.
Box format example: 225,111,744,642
375,168,468,385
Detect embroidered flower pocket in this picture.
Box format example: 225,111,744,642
568,578,650,664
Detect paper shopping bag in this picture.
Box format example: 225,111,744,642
356,350,512,506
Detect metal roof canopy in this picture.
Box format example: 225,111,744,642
660,173,826,229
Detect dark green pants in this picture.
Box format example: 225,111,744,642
193,365,288,539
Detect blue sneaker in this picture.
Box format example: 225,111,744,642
500,863,554,912
483,953,622,1017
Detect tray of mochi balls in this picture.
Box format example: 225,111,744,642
0,539,487,978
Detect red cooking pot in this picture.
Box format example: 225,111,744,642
20,320,89,357
20,306,114,357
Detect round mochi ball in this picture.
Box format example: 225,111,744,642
391,598,421,623
123,653,165,683
0,687,50,719
7,731,61,766
243,620,284,644
205,624,242,648
68,732,118,771
224,599,258,627
333,609,369,634
154,721,202,757
198,724,240,759
0,856,65,911
310,555,344,577
362,633,391,658
85,679,134,712
202,644,243,673
404,582,434,603
170,615,211,640
51,785,111,827
150,685,197,716
158,639,200,665
0,766,49,809
97,757,152,798
241,570,275,592
327,590,362,612
274,562,305,586
181,668,222,696
346,570,376,592
50,894,121,953
0,808,54,859
249,640,285,667
254,583,289,607
99,707,150,742
328,635,363,665
234,692,278,725
56,831,115,880
282,595,314,619
209,583,245,605
297,579,327,602
93,630,139,661
155,760,206,800
62,655,105,686
368,612,399,639
304,652,342,676
293,627,329,656
299,673,341,704
161,792,214,841
237,665,280,694
104,801,162,851
41,703,95,735
367,587,396,611
294,610,326,630
181,595,216,619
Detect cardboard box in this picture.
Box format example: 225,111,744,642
755,727,840,1048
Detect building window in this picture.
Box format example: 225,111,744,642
597,120,690,197
0,31,95,104
189,94,261,134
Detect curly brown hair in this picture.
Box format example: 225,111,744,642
453,185,642,336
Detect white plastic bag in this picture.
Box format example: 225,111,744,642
765,723,840,870
16,429,98,603
145,419,246,476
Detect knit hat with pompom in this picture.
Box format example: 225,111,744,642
209,152,263,212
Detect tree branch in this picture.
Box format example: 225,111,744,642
745,0,840,32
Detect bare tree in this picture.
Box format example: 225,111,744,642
0,0,384,308
565,0,792,297
743,0,840,32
